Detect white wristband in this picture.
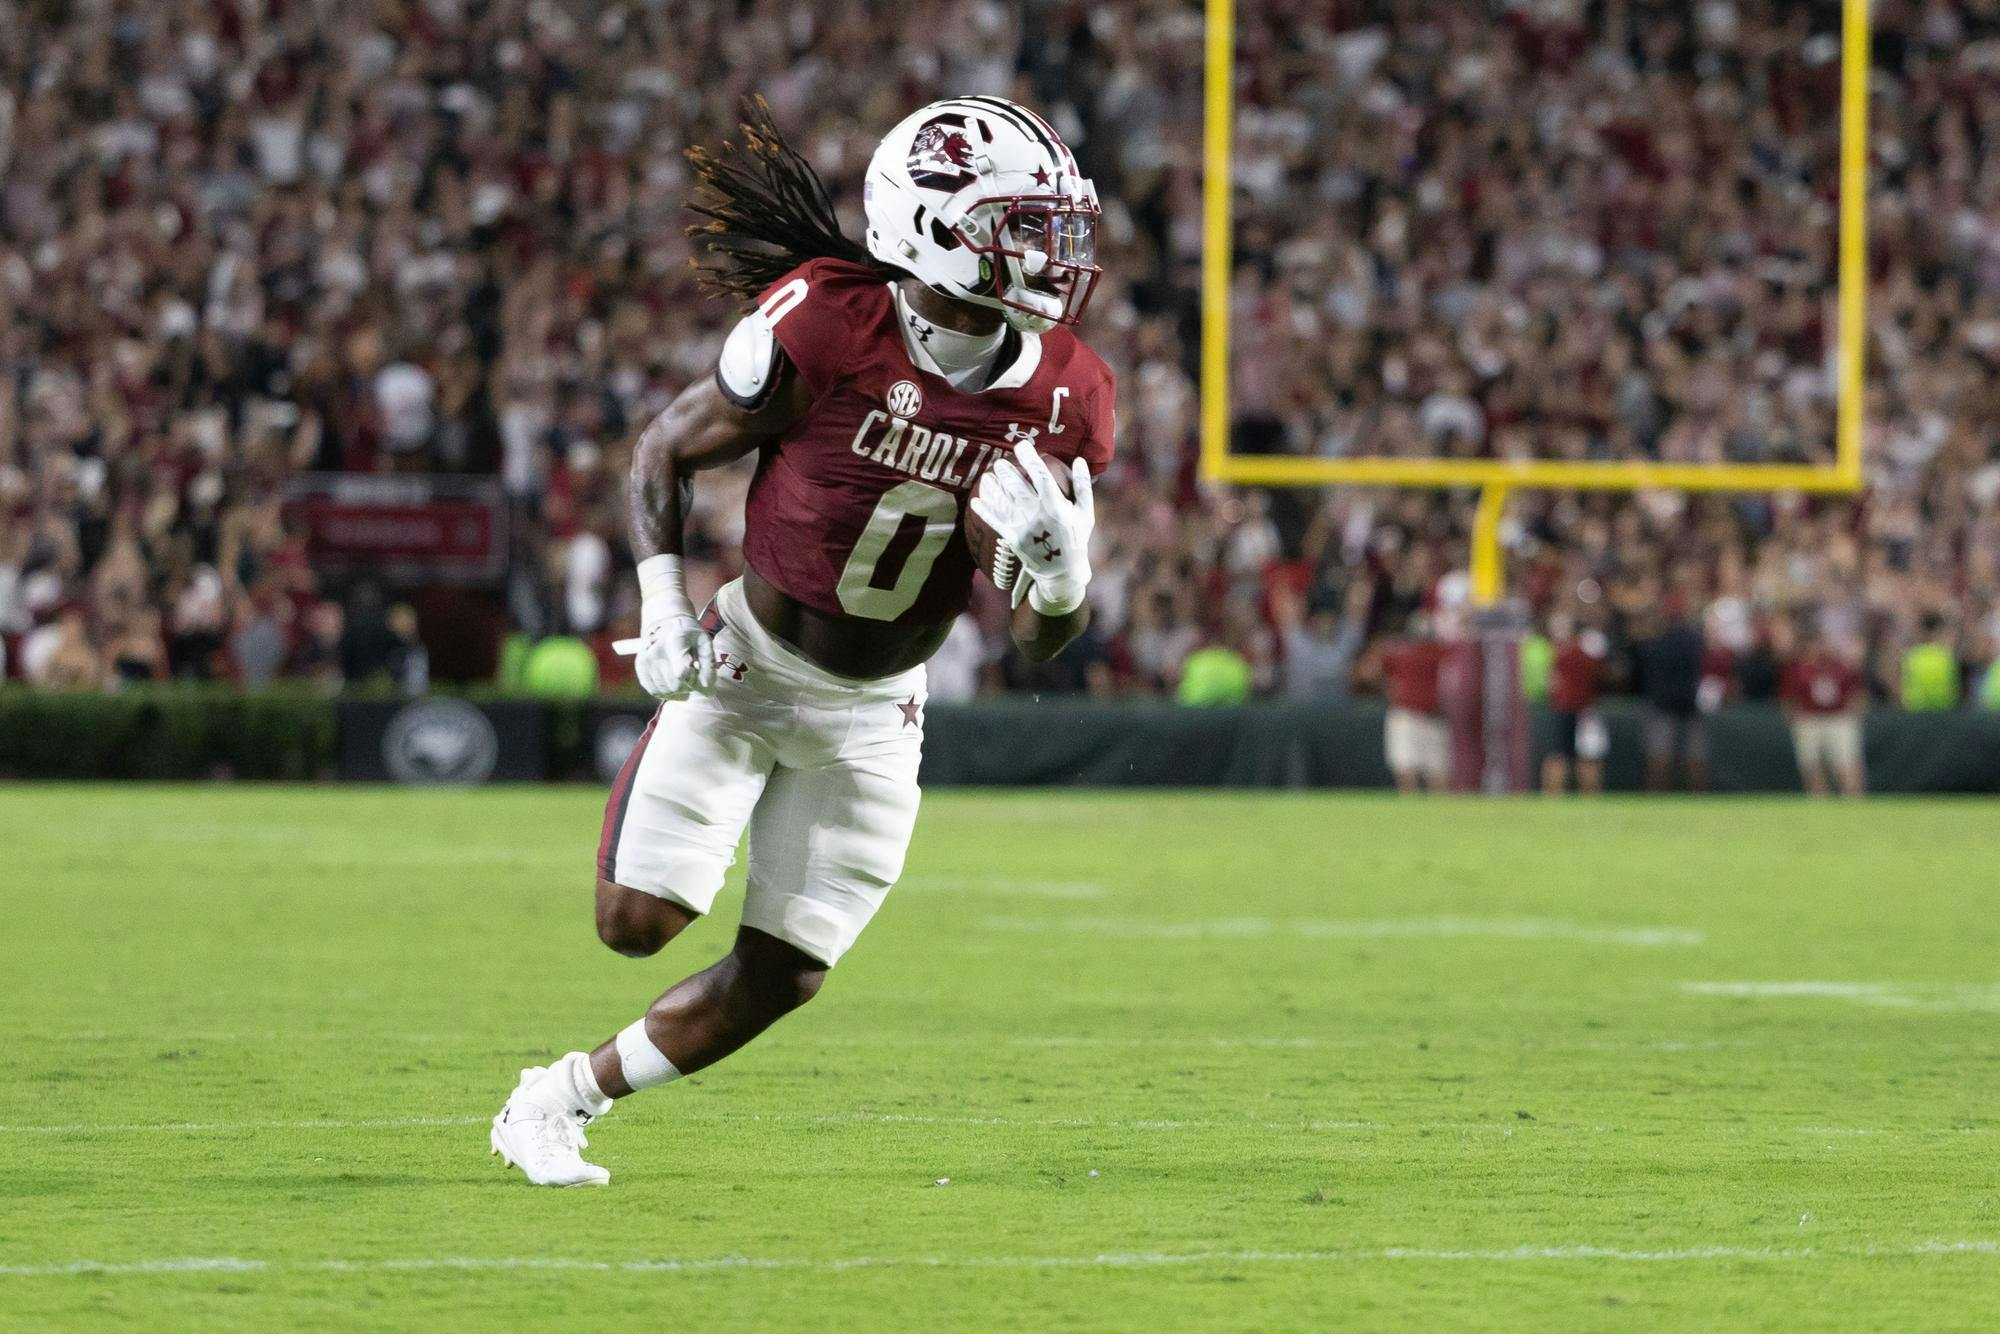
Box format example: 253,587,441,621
636,554,695,629
1027,571,1087,616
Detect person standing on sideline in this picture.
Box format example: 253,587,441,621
1637,598,1708,792
1543,614,1608,795
1783,627,1867,798
1377,613,1448,794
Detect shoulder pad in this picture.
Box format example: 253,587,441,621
716,312,785,409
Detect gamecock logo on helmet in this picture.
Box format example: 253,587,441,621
908,115,978,191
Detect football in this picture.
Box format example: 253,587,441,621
964,448,1075,597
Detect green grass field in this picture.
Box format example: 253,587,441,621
4,787,1999,1331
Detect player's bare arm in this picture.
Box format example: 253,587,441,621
623,359,808,702
627,372,806,564
1011,596,1088,663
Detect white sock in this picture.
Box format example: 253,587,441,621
543,1050,612,1121
615,1018,683,1092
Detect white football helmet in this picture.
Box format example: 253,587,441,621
863,97,1102,333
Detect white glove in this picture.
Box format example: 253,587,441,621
969,443,1095,615
616,555,716,701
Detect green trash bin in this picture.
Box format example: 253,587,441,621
521,636,601,699
1177,646,1252,706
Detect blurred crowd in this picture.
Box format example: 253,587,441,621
2,0,1997,708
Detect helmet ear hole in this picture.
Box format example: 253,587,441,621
929,218,961,252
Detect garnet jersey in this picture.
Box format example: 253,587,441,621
738,257,1114,625
1549,636,1605,713
1782,653,1863,715
1383,640,1445,714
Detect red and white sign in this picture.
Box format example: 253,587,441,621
285,475,506,582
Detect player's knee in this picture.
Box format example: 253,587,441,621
729,929,827,1016
733,956,824,1017
770,964,825,1013
597,908,671,958
737,966,822,1020
594,880,693,958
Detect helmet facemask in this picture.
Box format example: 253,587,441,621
969,198,1102,332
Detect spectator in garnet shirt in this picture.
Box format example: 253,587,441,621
1377,613,1449,795
1542,614,1609,797
1782,626,1867,799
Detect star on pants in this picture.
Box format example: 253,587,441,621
897,696,922,728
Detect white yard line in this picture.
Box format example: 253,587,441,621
714,1111,1391,1132
1795,1126,1992,1137
982,916,1704,947
12,1110,1990,1139
836,1034,1761,1052
1683,981,2000,1012
36,1032,1761,1053
6,1242,2000,1278
1296,918,1705,948
896,876,1108,900
0,1259,271,1276
0,1112,1391,1136
942,1034,1771,1053
46,1032,465,1044
1005,1035,1328,1048
1907,1241,2000,1255
0,1116,487,1135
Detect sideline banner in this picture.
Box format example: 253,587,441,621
338,698,546,784
19,691,1996,791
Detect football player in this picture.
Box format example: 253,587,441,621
491,97,1115,1184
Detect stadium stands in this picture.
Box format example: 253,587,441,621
2,0,1996,706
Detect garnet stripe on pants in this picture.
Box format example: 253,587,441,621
597,707,662,883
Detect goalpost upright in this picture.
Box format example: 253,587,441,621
1199,0,1871,606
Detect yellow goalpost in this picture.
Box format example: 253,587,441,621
1199,0,1871,606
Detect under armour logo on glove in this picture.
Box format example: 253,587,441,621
966,442,1095,618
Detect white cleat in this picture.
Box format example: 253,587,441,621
490,1065,611,1187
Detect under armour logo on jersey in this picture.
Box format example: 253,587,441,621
906,313,933,344
1004,422,1039,446
886,379,924,418
714,652,749,682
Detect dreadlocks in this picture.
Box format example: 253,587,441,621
684,97,905,304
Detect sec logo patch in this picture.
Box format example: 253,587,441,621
886,380,923,419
